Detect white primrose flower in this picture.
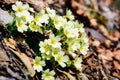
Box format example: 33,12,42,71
66,9,74,20
72,28,79,38
55,52,69,67
79,43,89,55
24,3,35,12
20,11,34,23
80,33,89,43
33,10,49,26
63,21,77,38
48,34,61,48
74,21,85,33
68,46,74,54
51,48,60,57
64,28,71,38
37,10,49,24
78,34,89,55
46,7,56,19
73,57,82,70
64,27,79,38
16,20,28,32
12,1,24,12
29,22,42,33
12,1,27,17
34,15,42,26
66,38,79,58
33,56,46,72
70,41,80,51
39,39,50,54
67,21,74,28
61,18,68,28
39,14,49,24
67,47,77,58
53,16,63,30
42,69,55,80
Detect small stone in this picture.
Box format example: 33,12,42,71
0,8,13,25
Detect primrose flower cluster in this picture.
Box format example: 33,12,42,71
11,1,89,79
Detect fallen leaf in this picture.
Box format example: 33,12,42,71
112,71,120,78
2,0,16,4
113,50,120,61
91,39,100,47
104,40,111,48
113,61,120,70
0,42,9,66
98,49,113,61
24,0,48,12
4,38,35,77
10,49,35,77
4,38,16,50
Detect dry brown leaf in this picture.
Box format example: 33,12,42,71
0,42,9,66
112,71,120,78
4,38,16,50
1,0,16,4
86,57,99,67
113,50,120,61
10,49,35,77
98,50,113,61
91,39,100,47
113,61,120,70
90,18,98,26
99,25,119,41
4,38,35,77
104,40,111,48
24,0,48,12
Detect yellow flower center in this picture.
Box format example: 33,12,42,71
51,39,56,45
30,23,36,29
34,16,39,22
53,50,58,55
80,46,84,51
17,21,23,28
34,60,40,66
43,44,49,51
22,16,26,20
54,20,59,25
65,30,70,36
63,23,67,28
57,57,62,62
45,73,51,78
17,7,23,12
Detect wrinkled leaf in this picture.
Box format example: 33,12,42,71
4,38,35,77
10,49,35,77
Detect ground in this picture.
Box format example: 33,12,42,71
0,0,120,80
